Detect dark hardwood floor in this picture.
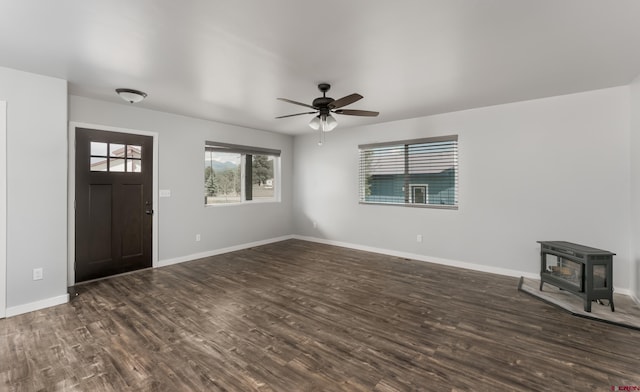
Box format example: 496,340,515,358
1,239,639,391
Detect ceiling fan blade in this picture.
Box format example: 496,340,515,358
334,109,379,117
329,93,363,109
275,111,317,119
277,98,316,110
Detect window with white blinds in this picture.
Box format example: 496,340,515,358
358,135,458,209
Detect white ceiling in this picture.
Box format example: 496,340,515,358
1,0,640,135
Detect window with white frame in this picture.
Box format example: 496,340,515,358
204,142,280,205
358,135,458,208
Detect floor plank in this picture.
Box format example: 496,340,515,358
1,239,639,391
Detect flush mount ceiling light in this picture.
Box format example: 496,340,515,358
116,88,147,104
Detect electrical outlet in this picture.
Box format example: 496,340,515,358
312,221,318,229
416,234,423,243
196,234,201,242
33,268,43,280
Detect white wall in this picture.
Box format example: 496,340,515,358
293,86,634,291
1,101,6,318
630,75,640,301
0,67,68,312
69,96,294,267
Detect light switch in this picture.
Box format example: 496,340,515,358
159,189,171,197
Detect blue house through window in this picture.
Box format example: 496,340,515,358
359,136,458,208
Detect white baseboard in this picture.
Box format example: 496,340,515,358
631,292,640,306
292,235,640,295
292,235,540,281
613,287,633,297
5,293,69,318
158,235,295,268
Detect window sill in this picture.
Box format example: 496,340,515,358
359,201,458,210
205,199,281,207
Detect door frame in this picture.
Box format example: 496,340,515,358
68,122,159,285
1,101,6,317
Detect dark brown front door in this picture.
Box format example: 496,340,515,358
75,128,153,283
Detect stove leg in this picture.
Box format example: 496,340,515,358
584,300,592,312
539,281,544,291
610,300,615,312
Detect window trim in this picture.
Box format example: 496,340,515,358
358,135,458,210
205,141,281,157
358,135,457,150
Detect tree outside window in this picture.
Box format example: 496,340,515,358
204,144,280,205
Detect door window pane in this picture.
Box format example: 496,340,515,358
127,159,142,173
110,144,126,157
90,157,108,172
90,142,108,156
128,145,142,159
110,158,125,172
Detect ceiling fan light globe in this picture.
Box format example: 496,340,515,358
309,115,321,130
324,114,338,131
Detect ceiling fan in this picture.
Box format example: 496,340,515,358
276,83,379,140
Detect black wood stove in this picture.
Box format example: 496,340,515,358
538,241,615,312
